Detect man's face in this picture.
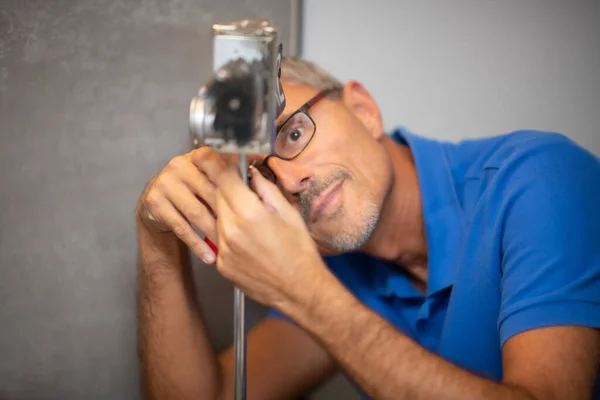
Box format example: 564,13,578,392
264,81,393,255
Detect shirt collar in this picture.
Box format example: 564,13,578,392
374,259,423,299
374,127,466,298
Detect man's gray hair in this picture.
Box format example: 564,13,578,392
281,56,344,94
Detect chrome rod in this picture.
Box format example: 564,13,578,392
233,153,248,400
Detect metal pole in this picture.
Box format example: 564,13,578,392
233,154,248,400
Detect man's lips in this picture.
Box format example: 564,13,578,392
310,179,344,222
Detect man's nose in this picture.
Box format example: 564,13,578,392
267,157,312,199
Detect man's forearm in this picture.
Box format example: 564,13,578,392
137,222,222,400
282,272,536,400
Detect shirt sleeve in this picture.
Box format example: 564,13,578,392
265,306,292,322
497,134,600,346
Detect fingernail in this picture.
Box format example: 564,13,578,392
202,252,215,264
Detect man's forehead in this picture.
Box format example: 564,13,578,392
276,81,320,124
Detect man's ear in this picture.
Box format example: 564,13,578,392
342,80,384,140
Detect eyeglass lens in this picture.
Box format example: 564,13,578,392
274,112,316,160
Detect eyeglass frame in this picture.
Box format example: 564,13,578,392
254,88,339,183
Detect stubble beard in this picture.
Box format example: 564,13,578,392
299,169,380,253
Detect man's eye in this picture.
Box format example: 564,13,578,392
288,129,302,142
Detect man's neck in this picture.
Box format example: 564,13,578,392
361,136,429,290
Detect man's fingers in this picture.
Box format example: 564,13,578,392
220,153,240,166
162,153,219,213
249,166,288,214
215,185,237,260
177,157,218,213
162,180,218,244
188,147,229,185
217,165,262,217
155,201,216,264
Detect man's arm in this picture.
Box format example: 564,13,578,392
135,146,340,399
137,221,337,400
283,276,600,400
137,221,221,399
219,318,338,399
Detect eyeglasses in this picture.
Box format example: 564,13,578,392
254,88,338,183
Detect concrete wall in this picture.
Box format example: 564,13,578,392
0,1,295,399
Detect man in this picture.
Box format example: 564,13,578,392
136,57,600,400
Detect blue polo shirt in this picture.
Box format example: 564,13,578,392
267,127,600,398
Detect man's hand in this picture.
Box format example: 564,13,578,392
136,146,229,265
214,164,327,309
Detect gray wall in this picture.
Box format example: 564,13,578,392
0,1,298,399
302,0,600,155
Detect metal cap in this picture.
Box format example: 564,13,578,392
213,19,277,37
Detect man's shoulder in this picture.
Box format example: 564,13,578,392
391,127,590,182
456,129,599,238
450,129,584,178
419,128,598,218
